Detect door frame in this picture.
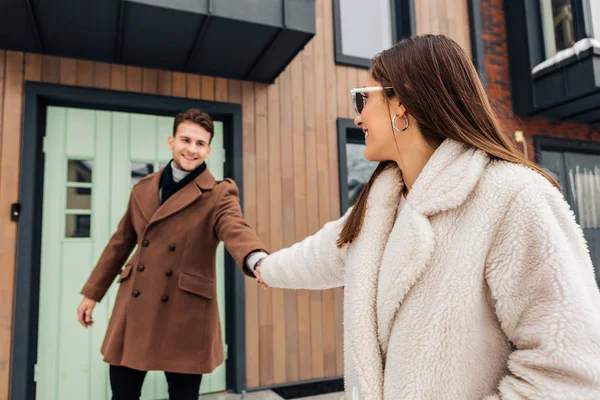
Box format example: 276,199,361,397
535,136,600,202
535,136,600,158
11,82,248,400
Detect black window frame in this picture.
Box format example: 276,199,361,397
337,117,378,213
332,0,487,87
537,0,594,62
332,0,416,69
468,0,487,87
504,0,600,124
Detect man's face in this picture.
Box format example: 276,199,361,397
167,121,212,172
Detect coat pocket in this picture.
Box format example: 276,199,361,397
178,272,214,300
118,264,133,283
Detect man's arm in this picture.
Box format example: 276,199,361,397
214,180,268,278
80,194,138,302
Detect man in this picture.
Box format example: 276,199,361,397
77,108,267,400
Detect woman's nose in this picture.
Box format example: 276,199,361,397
354,114,362,128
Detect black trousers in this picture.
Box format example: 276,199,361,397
110,365,203,400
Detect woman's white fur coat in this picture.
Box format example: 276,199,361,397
260,139,600,399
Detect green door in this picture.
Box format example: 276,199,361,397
36,106,227,399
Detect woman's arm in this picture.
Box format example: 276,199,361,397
258,210,351,290
484,184,600,399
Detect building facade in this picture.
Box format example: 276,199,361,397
0,0,598,399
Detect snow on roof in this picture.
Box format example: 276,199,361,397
531,37,600,75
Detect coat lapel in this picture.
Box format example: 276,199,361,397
343,166,403,400
375,139,490,357
148,169,216,226
132,167,217,226
132,171,161,223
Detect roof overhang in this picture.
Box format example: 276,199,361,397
0,0,316,83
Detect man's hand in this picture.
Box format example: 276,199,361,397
77,297,97,328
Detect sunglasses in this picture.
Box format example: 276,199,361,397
351,86,394,115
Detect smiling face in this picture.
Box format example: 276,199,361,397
167,121,212,171
353,76,416,163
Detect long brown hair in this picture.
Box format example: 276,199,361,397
336,34,558,248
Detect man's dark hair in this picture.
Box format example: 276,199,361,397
173,108,214,142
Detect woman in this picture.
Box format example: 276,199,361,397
254,35,600,399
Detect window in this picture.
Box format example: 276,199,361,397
591,1,600,41
337,118,378,212
540,0,575,58
504,1,600,124
333,0,415,68
130,161,169,186
537,137,600,286
131,162,154,185
65,159,93,238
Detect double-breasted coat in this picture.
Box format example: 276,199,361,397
81,168,265,374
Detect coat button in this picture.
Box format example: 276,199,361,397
161,295,169,303
168,244,176,251
142,239,150,247
132,290,140,298
165,269,173,277
137,265,145,272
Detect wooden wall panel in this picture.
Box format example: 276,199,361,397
201,76,215,101
126,66,142,92
278,67,300,383
415,0,472,56
142,69,158,94
321,0,339,377
227,79,241,104
59,58,76,85
24,54,42,83
241,81,260,389
157,70,172,96
94,62,110,89
0,49,7,400
255,83,273,386
110,65,126,91
42,55,60,84
266,79,286,385
0,0,477,394
77,60,94,87
0,51,24,400
186,74,200,99
215,78,228,103
172,72,186,97
290,53,313,382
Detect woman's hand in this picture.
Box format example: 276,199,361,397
254,261,269,290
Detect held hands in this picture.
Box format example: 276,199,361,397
254,258,269,290
77,296,97,328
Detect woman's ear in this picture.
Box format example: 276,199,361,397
389,98,406,118
397,104,407,118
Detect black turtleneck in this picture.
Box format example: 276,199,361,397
159,161,207,204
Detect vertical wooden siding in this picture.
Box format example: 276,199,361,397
0,0,472,396
415,0,473,56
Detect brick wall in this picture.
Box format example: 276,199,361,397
482,0,600,159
